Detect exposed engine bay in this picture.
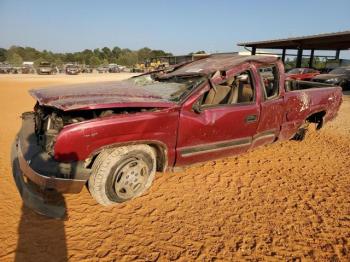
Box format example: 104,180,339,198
33,103,158,155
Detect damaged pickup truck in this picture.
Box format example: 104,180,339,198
12,54,342,218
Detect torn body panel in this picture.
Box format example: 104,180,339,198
279,85,342,140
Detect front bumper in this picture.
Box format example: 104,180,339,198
14,138,89,193
11,112,91,218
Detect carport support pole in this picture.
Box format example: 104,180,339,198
335,49,340,60
309,49,314,68
281,48,286,63
251,47,256,55
296,47,303,68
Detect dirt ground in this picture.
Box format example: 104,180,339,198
0,74,350,261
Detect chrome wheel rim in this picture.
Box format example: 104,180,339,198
113,157,149,200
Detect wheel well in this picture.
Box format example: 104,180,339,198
307,111,326,130
149,144,167,172
85,143,167,172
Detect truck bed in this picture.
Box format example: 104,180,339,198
280,82,342,140
285,79,335,91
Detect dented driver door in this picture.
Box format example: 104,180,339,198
175,76,260,166
252,64,285,148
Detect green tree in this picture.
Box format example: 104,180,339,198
81,49,93,65
0,45,173,68
65,53,75,63
89,55,101,67
312,57,326,69
150,49,172,58
117,52,138,66
102,58,109,66
112,46,121,59
54,58,64,67
137,47,152,63
40,50,56,63
102,47,112,61
34,57,45,68
22,47,41,61
6,51,23,66
0,48,7,62
188,50,206,55
93,48,104,60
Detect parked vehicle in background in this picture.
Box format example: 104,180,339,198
108,64,121,73
0,63,12,74
325,58,350,71
118,65,126,72
132,59,170,73
66,65,81,75
131,64,145,73
21,62,35,74
21,65,36,74
37,62,56,75
81,66,93,73
11,67,20,74
286,68,320,81
312,66,350,90
12,54,342,218
97,65,109,73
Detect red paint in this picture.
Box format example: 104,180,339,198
286,68,320,81
45,55,341,168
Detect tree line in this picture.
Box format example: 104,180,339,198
0,46,173,67
284,57,328,70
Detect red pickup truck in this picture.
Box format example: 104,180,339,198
12,55,342,217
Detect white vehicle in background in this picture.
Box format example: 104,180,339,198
108,63,125,73
21,62,35,74
37,62,57,75
97,65,109,73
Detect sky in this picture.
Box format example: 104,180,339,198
0,0,350,57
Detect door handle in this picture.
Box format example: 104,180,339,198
245,114,257,123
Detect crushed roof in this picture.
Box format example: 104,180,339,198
168,54,278,75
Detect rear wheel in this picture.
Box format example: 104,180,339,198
292,122,309,141
88,145,156,206
339,80,349,91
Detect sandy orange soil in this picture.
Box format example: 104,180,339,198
0,74,350,261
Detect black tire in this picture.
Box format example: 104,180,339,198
340,80,349,91
292,122,309,141
88,145,156,206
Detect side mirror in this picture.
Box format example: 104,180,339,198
192,103,202,114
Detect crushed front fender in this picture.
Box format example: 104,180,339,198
11,140,66,219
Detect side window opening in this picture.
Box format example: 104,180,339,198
259,65,279,99
201,70,255,106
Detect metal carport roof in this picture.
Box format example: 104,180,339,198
237,31,350,68
238,31,350,50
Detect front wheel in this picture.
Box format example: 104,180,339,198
88,145,156,206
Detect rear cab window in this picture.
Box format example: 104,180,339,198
258,65,279,100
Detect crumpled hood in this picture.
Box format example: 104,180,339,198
30,80,177,111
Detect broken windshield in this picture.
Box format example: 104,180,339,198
127,74,205,102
